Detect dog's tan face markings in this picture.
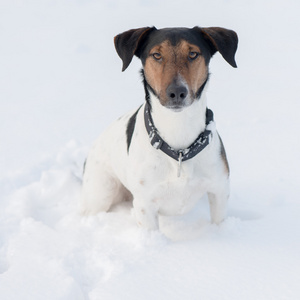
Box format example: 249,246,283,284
144,40,208,107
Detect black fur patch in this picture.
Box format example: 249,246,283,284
195,74,210,99
126,106,142,153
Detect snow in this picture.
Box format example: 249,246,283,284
1,0,300,299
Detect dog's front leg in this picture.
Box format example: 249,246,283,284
133,197,159,230
207,184,229,224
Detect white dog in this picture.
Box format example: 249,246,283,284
80,26,238,230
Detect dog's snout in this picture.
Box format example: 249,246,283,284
167,84,188,102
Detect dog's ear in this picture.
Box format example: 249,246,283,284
194,27,238,68
114,27,156,71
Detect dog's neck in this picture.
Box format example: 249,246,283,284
149,89,208,150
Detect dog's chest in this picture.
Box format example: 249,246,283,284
129,157,211,216
155,174,209,215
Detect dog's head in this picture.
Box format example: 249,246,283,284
114,26,238,111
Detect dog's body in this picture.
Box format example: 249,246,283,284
81,26,238,230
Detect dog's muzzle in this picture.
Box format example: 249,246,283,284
165,82,190,110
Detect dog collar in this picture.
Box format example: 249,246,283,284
144,102,214,175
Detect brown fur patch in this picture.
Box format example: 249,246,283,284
144,40,208,106
219,135,230,175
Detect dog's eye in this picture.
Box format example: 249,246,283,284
152,53,162,61
189,52,199,60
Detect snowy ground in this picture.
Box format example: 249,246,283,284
1,0,300,299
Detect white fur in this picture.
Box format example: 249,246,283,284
80,84,229,230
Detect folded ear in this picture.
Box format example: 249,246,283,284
195,27,238,68
114,27,156,71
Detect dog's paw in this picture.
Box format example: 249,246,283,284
131,207,159,230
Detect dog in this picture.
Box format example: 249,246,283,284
80,26,238,230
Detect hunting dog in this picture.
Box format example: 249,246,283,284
80,26,238,230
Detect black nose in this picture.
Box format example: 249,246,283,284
166,84,188,102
